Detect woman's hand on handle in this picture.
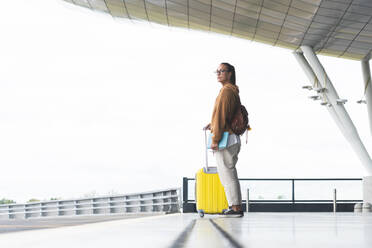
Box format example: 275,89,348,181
203,123,211,130
211,142,218,150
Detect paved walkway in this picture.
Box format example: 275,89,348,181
0,213,163,234
0,213,372,247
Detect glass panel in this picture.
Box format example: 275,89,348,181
214,18,234,29
211,6,234,20
300,0,322,5
261,6,286,20
168,11,188,22
167,1,187,15
274,0,291,6
74,0,90,8
353,0,372,8
213,0,235,12
282,20,308,32
188,179,362,202
240,180,293,201
313,14,339,25
278,34,302,45
219,0,237,5
147,9,167,24
356,32,372,43
189,20,210,31
333,32,356,40
147,2,165,14
288,7,314,20
340,20,366,29
343,12,371,23
276,40,298,49
188,180,293,201
244,0,262,5
88,0,109,12
336,27,363,36
294,180,362,201
303,33,323,41
316,7,344,19
256,28,279,39
259,12,285,26
341,51,364,60
233,22,256,34
147,0,165,5
349,4,372,16
351,40,372,49
286,14,311,26
235,8,259,21
319,1,348,12
189,8,210,22
106,0,128,17
211,24,232,35
256,21,282,33
232,31,254,40
279,26,303,36
325,38,351,46
263,0,289,13
236,0,260,13
126,3,148,20
291,0,318,14
321,44,346,54
188,0,210,13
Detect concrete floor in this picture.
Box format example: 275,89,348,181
0,213,164,233
0,213,371,247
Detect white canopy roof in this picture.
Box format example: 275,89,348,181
64,0,372,60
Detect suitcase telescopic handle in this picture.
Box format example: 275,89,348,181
204,129,208,168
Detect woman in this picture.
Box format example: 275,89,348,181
204,62,243,217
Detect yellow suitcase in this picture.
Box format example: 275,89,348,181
195,167,228,217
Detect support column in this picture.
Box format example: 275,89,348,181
361,58,372,136
361,59,372,204
296,46,372,176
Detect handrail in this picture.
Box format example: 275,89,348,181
0,188,181,219
185,177,363,181
183,177,363,204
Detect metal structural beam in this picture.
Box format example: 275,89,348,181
293,52,346,137
361,58,372,136
294,46,372,176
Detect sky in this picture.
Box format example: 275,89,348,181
1,0,371,203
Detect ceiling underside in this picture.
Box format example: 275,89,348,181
63,0,372,60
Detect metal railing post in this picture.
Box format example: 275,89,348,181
246,188,250,213
183,177,188,204
292,179,295,210
333,188,337,213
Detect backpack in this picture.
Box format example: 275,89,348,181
231,105,250,136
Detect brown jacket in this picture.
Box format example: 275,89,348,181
211,83,241,144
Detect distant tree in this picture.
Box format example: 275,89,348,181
0,198,16,204
50,197,61,201
27,198,40,203
277,195,285,200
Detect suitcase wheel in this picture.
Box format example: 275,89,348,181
198,210,205,218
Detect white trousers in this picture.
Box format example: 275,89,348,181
215,143,242,206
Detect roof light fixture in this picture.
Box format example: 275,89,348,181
336,99,348,104
309,95,320,100
302,85,313,90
